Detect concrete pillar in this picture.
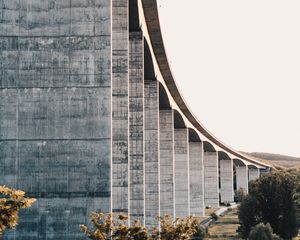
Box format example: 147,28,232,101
129,31,144,224
189,141,204,216
112,0,129,217
204,152,219,208
260,168,270,176
159,110,175,218
236,165,249,194
144,80,159,228
249,168,260,182
174,128,189,217
219,160,234,203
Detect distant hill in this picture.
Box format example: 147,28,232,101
239,152,300,168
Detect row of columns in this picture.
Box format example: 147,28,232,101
220,162,261,203
115,29,264,228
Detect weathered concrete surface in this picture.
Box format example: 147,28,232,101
144,80,160,228
6,197,108,240
112,0,129,217
0,0,270,238
249,168,260,182
174,128,189,217
204,152,219,208
159,109,175,218
236,165,249,193
129,31,144,224
0,0,112,239
189,141,204,216
220,160,234,203
1,139,111,240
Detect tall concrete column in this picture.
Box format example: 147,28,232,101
204,150,219,208
249,168,260,182
1,0,113,238
144,80,159,228
189,141,204,216
174,128,189,217
159,110,175,218
236,165,249,194
129,31,144,224
220,160,234,203
112,0,129,217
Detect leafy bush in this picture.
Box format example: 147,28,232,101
80,212,203,240
0,186,36,237
235,188,246,202
238,170,300,239
80,212,148,240
192,225,206,240
248,223,281,240
210,213,218,221
156,215,200,240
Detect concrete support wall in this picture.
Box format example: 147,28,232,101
129,31,144,224
204,152,219,208
249,168,260,182
236,166,249,193
159,110,175,218
174,128,189,217
0,0,268,237
144,80,159,228
189,142,204,217
0,0,112,239
220,160,234,203
112,0,129,217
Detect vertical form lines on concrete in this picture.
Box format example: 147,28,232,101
144,80,160,228
219,160,234,203
204,151,219,208
236,165,249,194
174,128,190,217
159,109,175,219
110,0,113,216
112,0,129,217
2,0,113,238
249,168,260,182
129,31,145,225
189,141,204,216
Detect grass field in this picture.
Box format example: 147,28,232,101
204,208,240,240
203,207,300,240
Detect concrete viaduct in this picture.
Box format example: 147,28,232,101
0,0,270,238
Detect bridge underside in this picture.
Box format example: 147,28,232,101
0,0,270,239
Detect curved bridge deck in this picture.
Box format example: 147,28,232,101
0,0,270,239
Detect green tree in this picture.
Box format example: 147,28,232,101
0,186,36,238
237,194,259,237
248,223,281,240
289,169,300,226
80,212,203,240
236,187,246,202
238,170,300,239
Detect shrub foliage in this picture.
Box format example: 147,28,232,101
248,223,281,240
80,212,205,240
0,186,36,237
238,170,300,239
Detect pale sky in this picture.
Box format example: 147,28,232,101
157,0,300,157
